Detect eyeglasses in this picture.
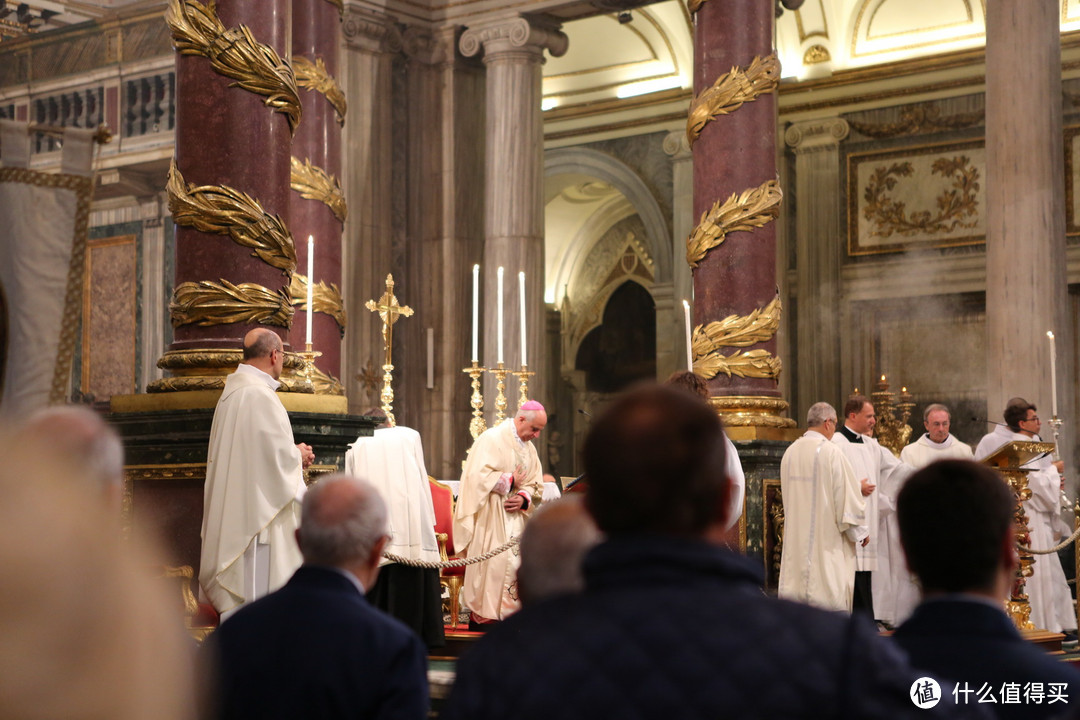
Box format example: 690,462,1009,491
1022,415,1040,423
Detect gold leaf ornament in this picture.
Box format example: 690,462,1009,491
290,157,348,223
293,56,347,126
167,160,297,274
686,179,782,268
692,295,782,352
289,273,349,335
694,349,782,380
686,54,780,148
170,279,294,328
166,0,302,134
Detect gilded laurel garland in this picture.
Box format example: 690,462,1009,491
686,179,782,268
692,295,782,352
167,160,297,274
292,56,347,126
686,53,780,148
693,349,782,381
170,279,293,328
289,273,348,334
290,157,348,223
862,156,979,238
166,0,302,134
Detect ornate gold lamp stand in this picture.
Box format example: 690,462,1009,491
462,362,487,440
296,342,322,393
864,375,915,457
512,364,534,408
488,362,510,424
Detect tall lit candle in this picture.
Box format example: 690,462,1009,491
471,264,479,363
1048,330,1058,417
305,235,314,346
496,266,504,365
519,271,527,367
683,300,693,373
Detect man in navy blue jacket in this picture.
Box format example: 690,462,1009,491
893,459,1080,719
210,474,428,720
441,385,976,720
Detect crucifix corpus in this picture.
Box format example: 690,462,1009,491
365,273,413,426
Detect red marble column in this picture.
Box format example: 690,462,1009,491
692,0,788,424
290,0,344,380
170,0,295,353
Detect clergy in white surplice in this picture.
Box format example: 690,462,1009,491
901,404,975,468
779,402,867,613
454,401,546,625
199,329,315,620
832,396,914,626
976,398,1077,634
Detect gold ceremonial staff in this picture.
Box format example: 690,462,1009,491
365,274,412,426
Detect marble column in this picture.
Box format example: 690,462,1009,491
784,118,849,421
289,0,345,386
663,129,694,378
156,0,298,391
985,0,1073,472
460,16,567,421
690,0,792,429
398,26,486,476
340,8,402,412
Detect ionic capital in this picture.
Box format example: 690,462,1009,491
402,26,458,66
663,130,691,160
459,16,568,62
784,118,849,152
342,8,403,54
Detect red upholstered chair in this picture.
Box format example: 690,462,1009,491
428,477,465,628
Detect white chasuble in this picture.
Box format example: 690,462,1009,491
200,369,306,616
454,419,544,621
779,431,866,613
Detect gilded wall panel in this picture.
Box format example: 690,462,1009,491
847,139,985,255
82,235,137,398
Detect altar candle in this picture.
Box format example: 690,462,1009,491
305,235,314,346
497,267,504,365
683,300,693,372
471,264,479,363
519,271,527,367
1048,330,1058,417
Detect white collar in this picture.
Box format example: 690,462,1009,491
920,433,954,450
236,362,281,390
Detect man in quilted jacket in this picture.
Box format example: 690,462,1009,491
441,384,982,720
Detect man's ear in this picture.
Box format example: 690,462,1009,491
369,534,389,567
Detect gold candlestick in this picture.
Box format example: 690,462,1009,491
297,342,321,393
488,362,510,424
512,364,534,408
380,363,396,427
462,362,487,439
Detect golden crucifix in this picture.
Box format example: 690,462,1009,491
365,274,413,426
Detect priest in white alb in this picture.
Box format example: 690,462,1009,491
455,401,546,626
199,328,315,620
779,402,866,613
901,404,974,467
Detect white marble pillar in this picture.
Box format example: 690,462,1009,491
341,8,402,413
460,16,567,419
663,130,694,377
784,118,849,419
140,193,168,387
985,0,1073,472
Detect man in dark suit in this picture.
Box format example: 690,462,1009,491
210,474,428,720
893,459,1080,719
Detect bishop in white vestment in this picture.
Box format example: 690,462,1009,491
779,403,866,613
199,329,314,619
455,402,546,623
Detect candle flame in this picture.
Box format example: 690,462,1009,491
901,386,907,393
1048,330,1055,339
682,300,690,310
880,374,886,382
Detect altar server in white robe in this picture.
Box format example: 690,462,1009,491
976,398,1076,634
200,328,315,620
455,401,546,625
779,402,867,613
901,403,974,467
832,396,915,625
345,413,444,645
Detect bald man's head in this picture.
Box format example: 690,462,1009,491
298,475,388,583
242,328,284,379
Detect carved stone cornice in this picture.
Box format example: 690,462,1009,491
784,117,849,152
402,26,453,66
342,9,403,54
459,16,568,62
662,130,691,160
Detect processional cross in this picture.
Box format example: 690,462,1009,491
365,274,413,426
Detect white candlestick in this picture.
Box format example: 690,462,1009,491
519,271,527,367
497,266,504,365
306,235,314,346
471,264,479,363
1048,330,1058,417
683,300,693,373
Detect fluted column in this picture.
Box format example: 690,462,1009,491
461,16,567,417
289,0,346,390
784,118,849,420
664,129,694,376
689,0,792,429
341,9,402,411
